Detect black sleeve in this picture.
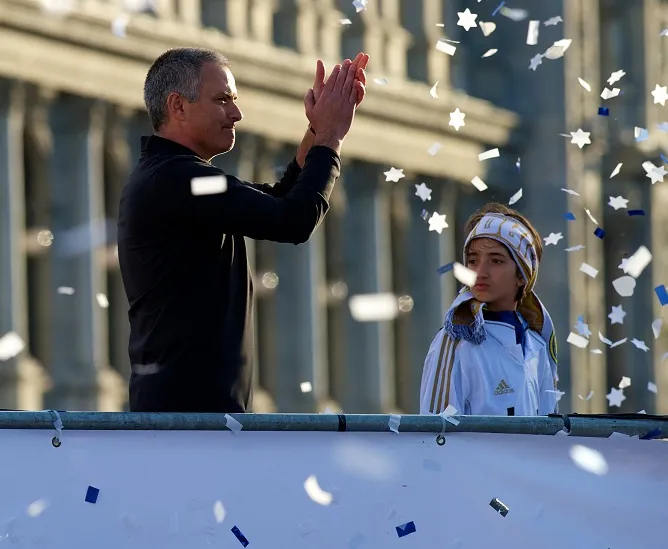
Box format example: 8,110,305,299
241,158,302,198
161,146,340,244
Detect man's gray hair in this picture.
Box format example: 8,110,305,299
144,47,230,131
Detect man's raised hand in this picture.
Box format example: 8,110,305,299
312,53,369,107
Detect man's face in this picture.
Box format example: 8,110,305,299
182,62,243,159
465,238,524,311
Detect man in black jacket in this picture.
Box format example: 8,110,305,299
117,47,368,413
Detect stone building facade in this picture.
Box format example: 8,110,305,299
0,0,666,414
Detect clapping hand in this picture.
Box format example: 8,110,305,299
312,53,369,107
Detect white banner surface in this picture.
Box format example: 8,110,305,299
0,429,665,548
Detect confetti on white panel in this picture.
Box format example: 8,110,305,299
479,21,496,36
648,382,658,394
471,176,488,191
478,148,500,161
213,501,226,523
578,78,591,92
427,142,442,155
429,81,439,98
304,475,333,506
612,276,636,297
625,246,652,278
388,414,401,434
482,49,498,58
526,20,539,45
57,286,75,295
436,40,457,56
508,188,523,205
349,293,399,322
300,381,312,393
652,318,663,339
579,263,599,278
569,445,608,475
224,414,243,434
191,175,227,196
453,262,477,287
567,332,589,348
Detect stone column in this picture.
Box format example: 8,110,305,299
317,0,343,62
201,0,249,37
248,0,277,43
176,0,202,25
400,0,448,83
341,161,395,413
45,95,114,411
0,79,49,410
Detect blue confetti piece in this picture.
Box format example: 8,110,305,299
492,1,504,16
628,209,645,216
594,227,605,239
598,106,609,116
564,212,576,221
577,315,585,323
661,153,668,164
231,526,249,547
420,209,428,220
656,284,668,306
85,486,99,504
395,521,416,538
437,262,454,275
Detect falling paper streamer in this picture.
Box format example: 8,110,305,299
300,381,312,393
569,445,608,475
526,20,539,45
388,414,401,434
349,293,399,322
224,414,243,434
471,176,488,191
482,49,498,58
0,331,25,361
567,332,589,348
478,148,500,161
579,263,599,278
213,501,226,523
191,175,227,196
612,276,636,297
436,39,457,56
578,78,591,91
508,188,522,205
304,475,333,506
453,262,477,287
625,246,652,278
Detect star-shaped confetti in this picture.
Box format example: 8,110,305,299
608,196,629,210
651,84,668,106
608,305,626,325
606,387,626,408
529,54,543,71
457,8,478,31
449,108,466,131
543,16,562,26
428,212,448,234
646,164,667,184
415,183,432,201
574,316,591,338
384,167,405,182
618,258,629,273
631,338,649,352
543,232,563,246
607,70,626,85
570,129,591,148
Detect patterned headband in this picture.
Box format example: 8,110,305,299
463,213,538,288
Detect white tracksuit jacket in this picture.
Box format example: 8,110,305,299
420,319,558,416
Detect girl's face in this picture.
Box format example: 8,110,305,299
465,238,524,311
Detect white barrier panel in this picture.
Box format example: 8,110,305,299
0,429,666,548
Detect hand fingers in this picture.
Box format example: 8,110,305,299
304,87,316,113
351,81,365,105
341,61,357,97
351,53,362,68
358,53,370,71
334,59,353,93
324,64,342,92
356,67,366,87
314,59,325,88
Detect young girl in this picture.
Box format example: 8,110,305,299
420,203,559,416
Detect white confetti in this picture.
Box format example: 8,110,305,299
453,262,477,287
224,414,243,434
388,414,401,434
612,275,636,297
508,188,522,205
526,20,539,45
652,319,663,339
544,38,572,59
648,382,658,394
578,391,594,401
339,18,352,25
436,39,457,56
0,332,25,361
625,246,652,278
383,167,405,182
427,142,443,155
578,78,591,91
213,501,226,523
609,163,622,178
601,87,621,99
300,381,312,393
349,293,399,322
191,175,227,196
567,332,589,348
96,293,109,308
500,6,528,21
471,176,488,191
579,263,599,278
373,78,389,85
569,444,608,475
57,286,75,295
478,148,500,161
304,475,333,506
428,212,448,233
26,499,49,518
561,188,580,196
111,14,130,37
619,376,631,389
584,208,598,225
40,0,75,14
482,49,498,58
479,21,496,36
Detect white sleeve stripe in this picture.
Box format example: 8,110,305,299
429,335,454,414
435,338,459,413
